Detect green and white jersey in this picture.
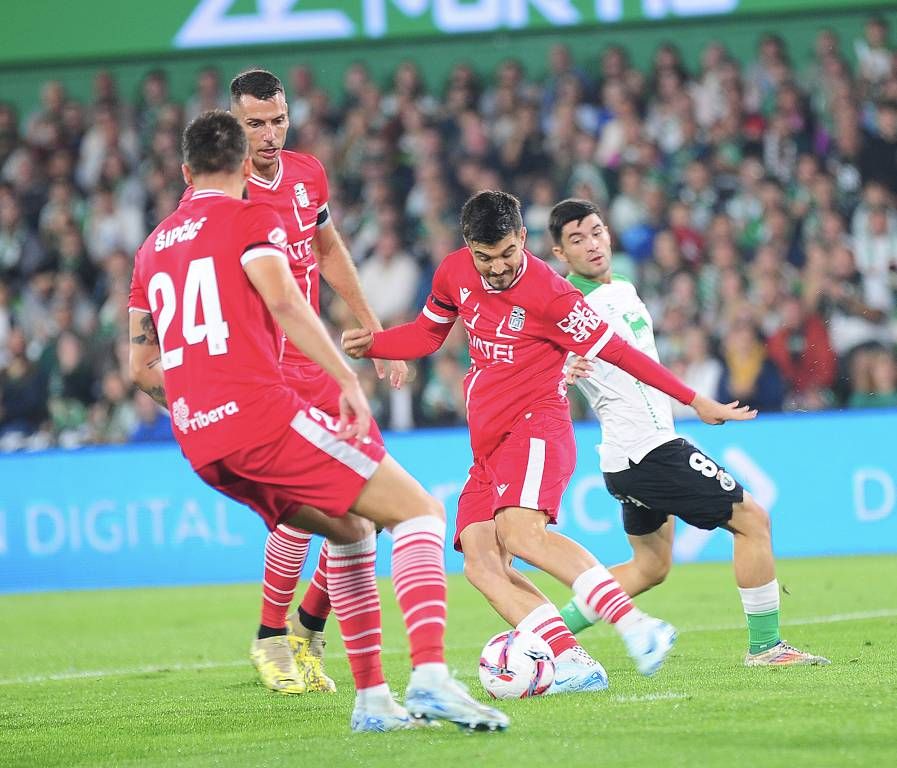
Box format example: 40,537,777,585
568,273,677,473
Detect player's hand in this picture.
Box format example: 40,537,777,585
336,374,371,442
564,355,593,385
691,394,758,425
386,359,408,389
342,328,374,359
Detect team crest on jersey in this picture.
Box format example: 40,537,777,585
509,306,526,332
293,182,310,207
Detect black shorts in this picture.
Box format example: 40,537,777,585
603,438,744,536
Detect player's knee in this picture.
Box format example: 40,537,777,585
733,495,771,542
327,514,375,545
638,552,672,587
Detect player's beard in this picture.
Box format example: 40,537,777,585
487,271,514,290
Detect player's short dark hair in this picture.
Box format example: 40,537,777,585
460,190,523,245
548,198,603,245
182,110,247,175
230,69,284,103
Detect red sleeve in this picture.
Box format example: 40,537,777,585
128,251,149,312
544,291,696,406
368,312,453,359
236,202,289,267
368,257,456,359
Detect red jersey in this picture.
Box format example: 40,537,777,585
369,247,695,461
128,189,299,469
246,149,331,367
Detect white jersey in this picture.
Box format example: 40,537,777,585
570,274,677,472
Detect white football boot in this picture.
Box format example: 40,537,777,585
405,667,509,732
621,617,677,676
545,645,609,695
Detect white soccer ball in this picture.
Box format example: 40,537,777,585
478,629,555,699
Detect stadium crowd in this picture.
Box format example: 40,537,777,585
1,15,897,451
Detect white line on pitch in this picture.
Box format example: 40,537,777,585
685,607,897,633
1,608,894,687
613,692,689,703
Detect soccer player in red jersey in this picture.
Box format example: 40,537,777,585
128,111,508,732
228,69,407,693
344,190,756,689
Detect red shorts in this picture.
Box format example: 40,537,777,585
282,362,384,445
196,405,386,531
454,412,576,551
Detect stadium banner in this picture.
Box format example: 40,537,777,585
0,409,895,593
4,1,894,65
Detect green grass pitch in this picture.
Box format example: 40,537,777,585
1,555,895,767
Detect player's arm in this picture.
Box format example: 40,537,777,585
546,295,756,425
128,310,167,409
342,288,457,361
243,248,370,439
312,212,407,388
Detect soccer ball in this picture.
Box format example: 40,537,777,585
478,629,555,699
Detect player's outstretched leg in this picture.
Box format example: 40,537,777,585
287,542,336,692
497,508,676,677
462,522,608,694
352,456,510,732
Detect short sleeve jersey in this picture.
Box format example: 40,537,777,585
246,149,331,367
423,248,619,460
571,275,677,472
128,190,299,469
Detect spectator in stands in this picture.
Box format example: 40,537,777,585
0,327,48,437
718,318,786,412
129,391,172,443
670,326,723,421
1,17,896,450
819,244,893,356
0,196,48,288
357,227,420,326
848,346,897,408
766,294,838,410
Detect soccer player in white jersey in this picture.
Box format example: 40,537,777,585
550,199,830,667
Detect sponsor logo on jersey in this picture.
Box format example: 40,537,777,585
459,287,471,304
293,182,310,207
508,306,526,331
468,332,514,363
496,483,509,497
556,300,603,343
171,396,240,434
154,217,208,251
268,226,288,246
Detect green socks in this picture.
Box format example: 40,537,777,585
746,609,781,654
739,580,781,654
560,598,594,635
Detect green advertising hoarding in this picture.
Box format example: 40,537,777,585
1,1,893,66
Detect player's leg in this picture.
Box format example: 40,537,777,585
460,516,608,693
560,517,674,633
280,366,380,688
349,454,509,730
287,543,332,675
612,519,675,596
495,506,676,676
731,493,830,666
258,513,368,693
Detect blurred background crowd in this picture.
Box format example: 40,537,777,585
1,14,896,451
